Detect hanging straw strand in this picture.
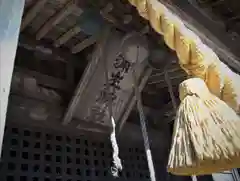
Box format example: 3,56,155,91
100,26,122,177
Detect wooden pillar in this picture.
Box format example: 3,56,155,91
195,170,240,181
0,0,25,156
212,170,240,181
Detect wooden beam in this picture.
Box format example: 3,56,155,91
150,67,181,77
149,73,186,85
36,0,78,40
54,26,81,47
101,13,118,25
212,170,240,181
0,0,25,156
100,3,129,31
117,68,152,133
71,34,98,54
19,34,86,67
21,0,47,31
123,14,133,24
7,109,168,148
14,67,71,92
62,28,111,125
11,77,63,105
8,94,64,122
64,30,150,132
101,3,113,14
54,3,114,48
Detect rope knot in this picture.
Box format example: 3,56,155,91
179,78,210,101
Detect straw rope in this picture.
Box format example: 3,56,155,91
127,0,240,114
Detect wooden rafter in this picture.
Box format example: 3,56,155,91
69,3,114,53
21,0,47,31
54,26,81,47
101,13,118,24
70,23,148,55
14,67,71,92
19,34,85,66
54,3,114,48
36,0,78,40
100,3,128,31
71,34,98,54
101,3,113,14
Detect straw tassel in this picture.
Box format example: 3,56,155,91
167,78,240,176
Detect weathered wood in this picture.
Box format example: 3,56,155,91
212,171,238,181
19,34,87,67
101,3,114,14
62,30,110,125
63,30,149,133
100,3,133,32
71,34,98,54
148,73,186,85
0,0,25,156
100,3,118,25
117,68,152,133
8,94,64,122
36,0,78,40
150,67,181,78
54,26,81,47
21,0,47,31
7,115,169,149
101,13,119,25
14,67,71,92
7,93,170,147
